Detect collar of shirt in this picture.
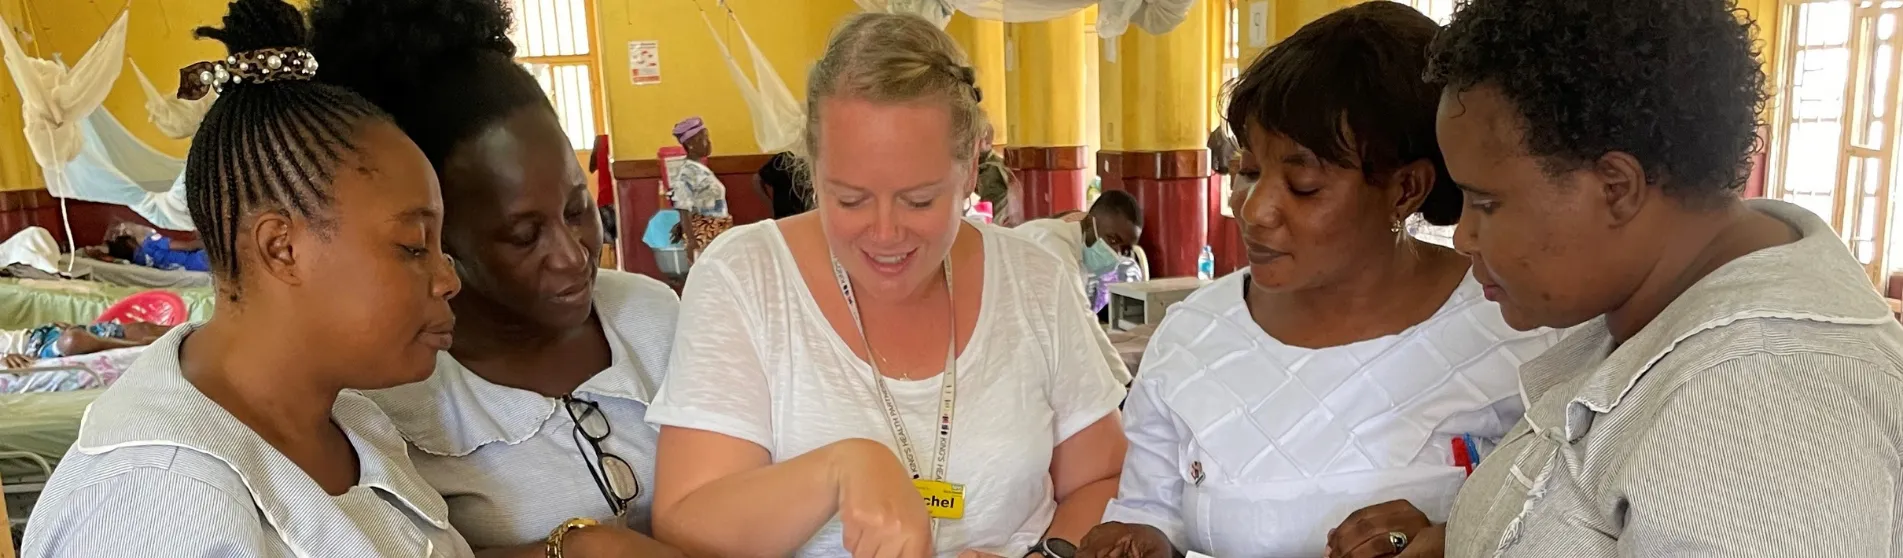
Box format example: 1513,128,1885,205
73,323,453,551
1518,198,1895,439
367,289,658,458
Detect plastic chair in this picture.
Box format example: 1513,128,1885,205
95,290,189,326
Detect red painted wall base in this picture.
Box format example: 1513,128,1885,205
1128,176,1210,279
1016,167,1090,219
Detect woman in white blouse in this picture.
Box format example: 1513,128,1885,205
647,13,1130,558
310,0,681,555
1079,4,1561,558
23,2,470,555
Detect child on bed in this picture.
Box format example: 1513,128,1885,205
1,320,176,369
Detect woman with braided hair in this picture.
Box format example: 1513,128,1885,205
19,0,471,556
646,12,1129,558
307,0,683,556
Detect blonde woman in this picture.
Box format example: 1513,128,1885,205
648,13,1130,558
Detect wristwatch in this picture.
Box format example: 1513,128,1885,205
545,517,599,558
1027,538,1077,558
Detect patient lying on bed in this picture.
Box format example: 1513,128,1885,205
85,232,210,273
1,321,175,369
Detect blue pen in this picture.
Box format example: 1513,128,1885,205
1462,433,1481,466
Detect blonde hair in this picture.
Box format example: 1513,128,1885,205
801,13,988,164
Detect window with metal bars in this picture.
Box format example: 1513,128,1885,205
506,0,604,151
1768,0,1903,286
1403,0,1458,24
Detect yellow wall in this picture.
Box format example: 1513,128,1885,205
32,0,233,159
597,0,859,159
0,0,36,191
0,0,256,191
945,13,1008,142
1098,27,1123,151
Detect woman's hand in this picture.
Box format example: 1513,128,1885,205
1075,522,1175,558
1394,524,1444,558
831,439,934,558
1324,500,1434,558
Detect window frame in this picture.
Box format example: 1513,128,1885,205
1767,0,1903,286
508,0,608,152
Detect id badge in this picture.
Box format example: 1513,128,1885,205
912,479,965,520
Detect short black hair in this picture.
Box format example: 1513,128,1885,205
185,0,391,298
308,0,552,173
1427,0,1767,199
1225,1,1459,225
105,235,140,261
1089,190,1143,227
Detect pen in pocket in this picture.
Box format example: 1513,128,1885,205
1451,436,1473,476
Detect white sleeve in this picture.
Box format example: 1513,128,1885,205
1099,371,1190,547
645,260,775,450
22,467,275,557
1045,264,1129,443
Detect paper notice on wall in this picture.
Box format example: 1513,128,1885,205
630,40,661,85
1248,1,1271,48
1104,36,1119,63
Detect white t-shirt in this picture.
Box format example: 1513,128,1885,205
647,221,1129,558
1014,218,1085,276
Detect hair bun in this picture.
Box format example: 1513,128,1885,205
195,0,311,55
310,0,516,71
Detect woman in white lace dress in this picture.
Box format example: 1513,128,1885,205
1079,4,1562,558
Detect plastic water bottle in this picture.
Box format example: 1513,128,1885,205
1197,245,1215,280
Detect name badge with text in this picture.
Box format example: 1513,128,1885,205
913,479,965,520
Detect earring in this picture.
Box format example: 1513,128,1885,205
1390,219,1404,234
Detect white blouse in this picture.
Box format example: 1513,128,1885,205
647,221,1128,557
22,325,472,557
363,271,680,548
1101,271,1563,558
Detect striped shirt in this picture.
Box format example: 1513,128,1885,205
1446,199,1903,557
21,324,473,557
363,270,680,549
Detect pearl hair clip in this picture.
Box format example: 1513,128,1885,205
179,47,319,100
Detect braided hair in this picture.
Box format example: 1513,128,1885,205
184,0,391,299
307,0,552,174
805,12,988,164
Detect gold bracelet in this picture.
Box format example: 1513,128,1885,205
545,517,601,558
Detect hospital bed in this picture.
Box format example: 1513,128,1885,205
58,255,211,290
0,389,98,543
0,278,213,331
0,346,142,546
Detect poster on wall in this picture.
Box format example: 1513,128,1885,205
630,40,661,85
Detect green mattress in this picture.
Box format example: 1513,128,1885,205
0,389,99,484
0,278,214,331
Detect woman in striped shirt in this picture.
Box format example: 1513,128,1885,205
21,1,469,555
